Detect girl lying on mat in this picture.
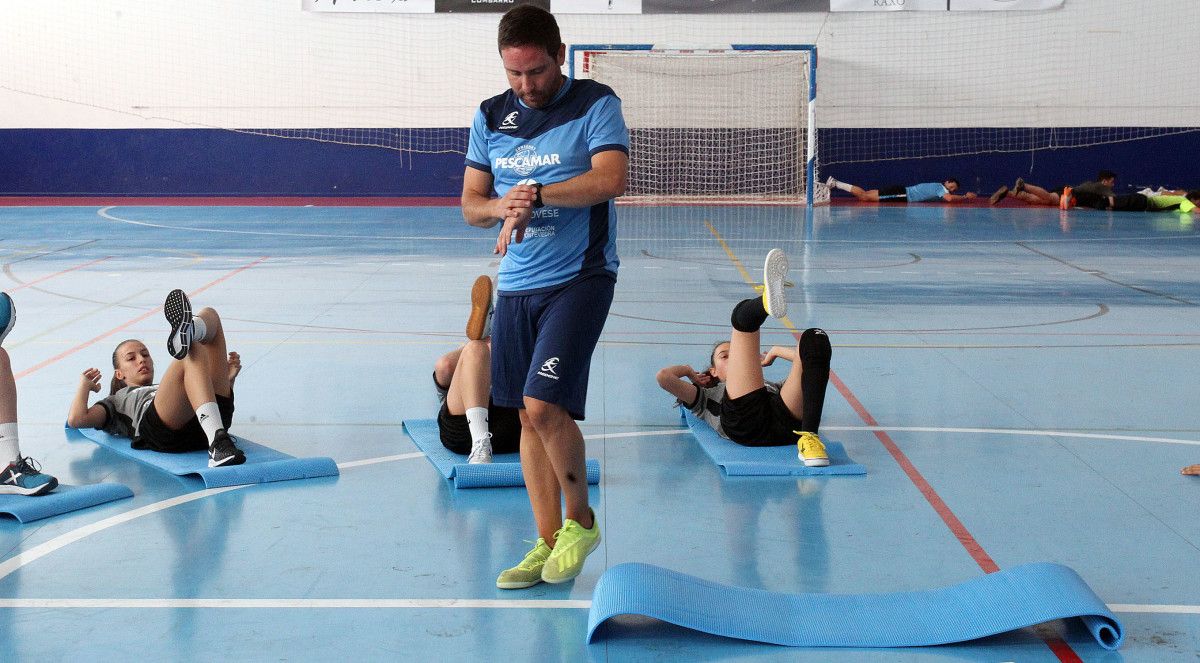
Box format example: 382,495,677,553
655,249,833,467
0,292,60,496
67,290,246,468
431,275,521,465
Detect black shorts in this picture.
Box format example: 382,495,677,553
1073,191,1111,210
1111,193,1149,212
134,393,235,453
720,387,803,447
878,185,907,203
437,400,522,455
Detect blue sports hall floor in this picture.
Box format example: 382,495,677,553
0,200,1196,661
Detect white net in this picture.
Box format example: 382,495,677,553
1,1,1198,179
580,49,817,205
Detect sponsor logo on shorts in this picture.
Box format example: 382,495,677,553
537,357,560,380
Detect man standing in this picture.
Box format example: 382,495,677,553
460,5,628,589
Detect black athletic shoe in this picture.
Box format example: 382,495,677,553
988,185,1009,206
164,289,194,360
208,430,246,468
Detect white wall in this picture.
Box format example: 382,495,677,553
1,0,1196,131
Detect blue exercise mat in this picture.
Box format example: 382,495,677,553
70,426,339,489
402,419,600,489
0,483,133,523
587,562,1123,651
681,408,866,476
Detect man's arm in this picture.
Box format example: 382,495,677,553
941,192,977,203
540,150,628,208
463,167,538,229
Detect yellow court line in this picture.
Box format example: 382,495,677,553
704,220,801,333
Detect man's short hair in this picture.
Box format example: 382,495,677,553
1186,190,1200,203
497,5,561,59
1097,170,1118,182
944,178,960,188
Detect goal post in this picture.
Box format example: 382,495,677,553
570,44,822,206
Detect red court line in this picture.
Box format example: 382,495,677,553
827,368,1083,663
14,256,268,381
7,256,113,293
0,196,458,207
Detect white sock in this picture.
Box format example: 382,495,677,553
191,316,211,343
465,407,490,445
834,179,853,192
0,422,19,463
194,402,223,444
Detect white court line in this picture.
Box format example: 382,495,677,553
0,599,1194,615
0,452,422,584
1108,604,1200,615
336,451,426,469
0,598,590,609
583,429,690,440
820,425,1200,447
0,429,683,583
97,207,476,242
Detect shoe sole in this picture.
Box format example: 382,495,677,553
0,477,58,496
465,275,493,341
496,577,544,590
802,457,831,467
988,186,1008,206
762,249,788,319
164,289,194,360
541,533,601,584
0,292,15,347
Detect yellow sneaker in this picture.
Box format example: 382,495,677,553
496,538,551,590
795,430,830,467
541,509,601,584
760,248,788,318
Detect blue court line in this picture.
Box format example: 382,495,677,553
587,562,1123,650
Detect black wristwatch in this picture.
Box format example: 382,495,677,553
532,182,545,208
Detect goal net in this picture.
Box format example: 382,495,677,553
573,46,822,206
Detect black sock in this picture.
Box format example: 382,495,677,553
798,328,832,432
731,297,768,333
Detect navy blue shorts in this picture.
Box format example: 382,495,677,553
491,274,615,420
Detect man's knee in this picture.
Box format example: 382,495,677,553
523,397,569,431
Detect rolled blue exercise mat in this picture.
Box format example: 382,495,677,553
680,407,866,476
0,483,134,523
587,562,1123,651
69,425,338,489
402,418,600,489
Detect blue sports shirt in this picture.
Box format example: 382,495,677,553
466,78,629,294
905,182,949,202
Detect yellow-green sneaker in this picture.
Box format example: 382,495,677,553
496,538,552,590
541,510,601,584
795,430,830,467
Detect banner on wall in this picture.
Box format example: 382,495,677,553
302,0,436,12
302,0,1060,12
831,0,1061,9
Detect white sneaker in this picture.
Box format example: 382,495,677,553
761,249,789,319
467,435,493,464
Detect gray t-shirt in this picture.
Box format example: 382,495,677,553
97,385,158,438
683,380,783,440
